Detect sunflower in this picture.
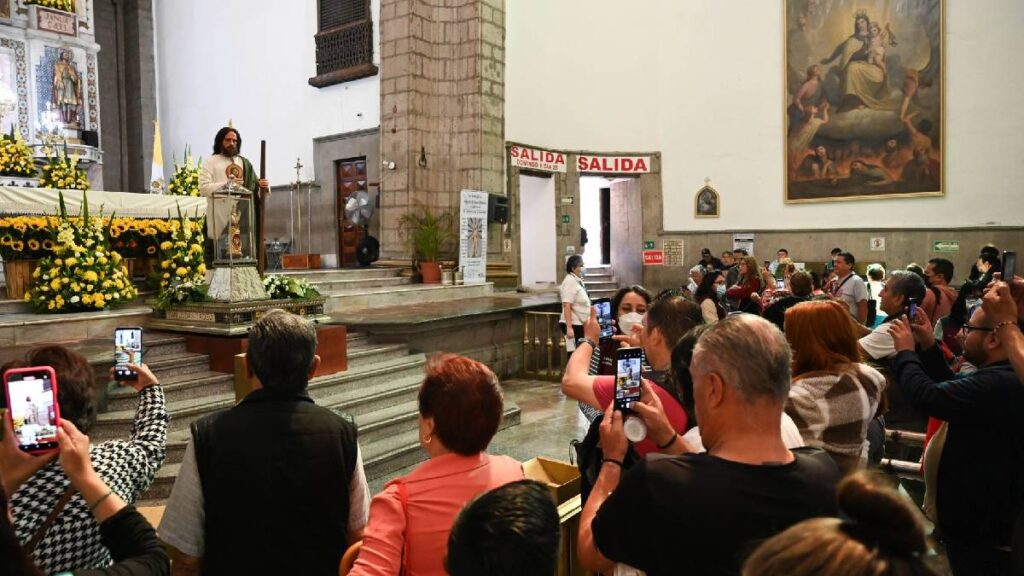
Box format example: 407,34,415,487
27,239,40,250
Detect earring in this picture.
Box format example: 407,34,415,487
421,434,432,444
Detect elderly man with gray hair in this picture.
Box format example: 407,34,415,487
577,314,840,576
159,310,369,576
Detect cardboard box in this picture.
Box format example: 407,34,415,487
523,457,581,505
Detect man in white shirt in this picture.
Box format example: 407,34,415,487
831,251,869,325
198,127,270,251
768,248,788,278
858,270,927,360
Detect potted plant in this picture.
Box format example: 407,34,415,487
398,203,455,284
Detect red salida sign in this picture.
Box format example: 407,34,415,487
642,250,664,266
577,155,651,174
510,145,567,173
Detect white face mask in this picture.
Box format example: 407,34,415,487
716,284,727,298
618,312,644,335
579,267,587,277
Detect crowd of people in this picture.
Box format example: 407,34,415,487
0,241,1022,576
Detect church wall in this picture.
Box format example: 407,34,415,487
153,0,382,184
505,0,1024,236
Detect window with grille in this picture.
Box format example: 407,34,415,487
309,0,377,88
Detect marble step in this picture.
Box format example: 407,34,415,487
583,272,615,281
316,374,424,420
274,267,404,282
588,289,619,299
586,280,619,291
0,305,153,347
105,370,235,412
0,299,32,314
324,283,493,313
309,276,411,292
137,351,212,382
346,342,411,368
92,354,428,441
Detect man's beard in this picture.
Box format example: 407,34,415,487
223,145,238,157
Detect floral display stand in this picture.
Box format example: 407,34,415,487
3,258,38,300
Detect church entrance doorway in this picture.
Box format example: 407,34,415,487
579,174,643,288
518,173,557,289
336,157,367,267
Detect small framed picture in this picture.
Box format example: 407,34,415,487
694,183,719,218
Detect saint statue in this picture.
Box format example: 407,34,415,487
51,50,82,126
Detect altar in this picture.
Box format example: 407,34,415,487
0,186,206,218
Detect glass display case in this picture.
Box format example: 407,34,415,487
210,180,256,266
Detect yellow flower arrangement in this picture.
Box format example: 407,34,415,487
167,148,201,197
39,146,90,191
25,0,75,13
154,206,208,310
0,131,38,178
26,192,137,313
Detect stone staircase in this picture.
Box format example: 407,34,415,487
274,267,493,313
87,330,520,506
584,264,620,299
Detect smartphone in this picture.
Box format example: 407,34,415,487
907,298,919,320
614,347,643,413
3,366,60,454
1003,251,1017,281
114,327,143,381
775,279,786,290
594,298,614,342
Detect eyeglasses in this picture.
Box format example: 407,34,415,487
961,324,995,335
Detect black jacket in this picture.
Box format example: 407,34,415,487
192,388,359,576
893,347,1024,547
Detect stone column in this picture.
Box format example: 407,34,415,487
378,0,505,259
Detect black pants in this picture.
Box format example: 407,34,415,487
560,323,585,361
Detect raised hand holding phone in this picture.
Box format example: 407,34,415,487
3,366,60,454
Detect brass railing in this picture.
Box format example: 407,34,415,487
522,311,566,380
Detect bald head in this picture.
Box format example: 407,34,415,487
692,314,792,403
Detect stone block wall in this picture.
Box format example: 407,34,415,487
378,0,506,260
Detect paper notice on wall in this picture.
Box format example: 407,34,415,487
459,190,489,284
870,237,886,251
663,239,683,266
732,233,754,256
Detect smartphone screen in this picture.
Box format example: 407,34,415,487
3,367,60,453
775,279,786,290
614,347,643,412
114,327,142,381
1003,251,1017,281
907,299,919,320
594,298,614,342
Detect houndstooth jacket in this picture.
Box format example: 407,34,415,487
11,385,168,574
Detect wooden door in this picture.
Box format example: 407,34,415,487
336,157,367,267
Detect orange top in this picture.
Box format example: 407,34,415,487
348,452,524,576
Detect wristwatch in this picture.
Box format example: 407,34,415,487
582,337,599,349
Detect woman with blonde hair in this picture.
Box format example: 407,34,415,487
743,471,937,575
725,256,763,314
783,300,886,474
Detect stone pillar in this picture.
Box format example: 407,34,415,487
378,0,505,259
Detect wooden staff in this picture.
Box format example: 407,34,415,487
258,140,267,276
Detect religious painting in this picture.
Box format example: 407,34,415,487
0,50,17,135
34,46,84,130
784,0,943,203
694,182,719,218
0,0,11,22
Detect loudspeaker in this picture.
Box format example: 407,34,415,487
487,194,509,224
81,130,99,148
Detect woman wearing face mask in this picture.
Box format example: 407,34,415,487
694,271,727,324
591,286,652,376
559,255,590,357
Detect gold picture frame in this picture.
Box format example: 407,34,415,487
782,0,944,204
694,179,719,218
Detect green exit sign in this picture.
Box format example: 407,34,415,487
644,241,655,250
561,214,570,224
